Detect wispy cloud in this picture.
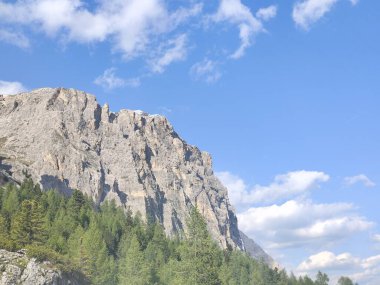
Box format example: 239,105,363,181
256,5,278,21
344,174,376,188
0,29,30,49
158,106,172,115
0,0,200,62
372,234,380,243
94,68,140,90
150,34,188,74
212,0,276,59
190,58,221,83
292,0,357,30
0,80,27,95
0,0,278,81
217,170,329,206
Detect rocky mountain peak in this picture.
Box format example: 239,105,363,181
0,88,243,250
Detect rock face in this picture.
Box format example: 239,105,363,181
239,231,278,268
0,88,242,250
0,249,85,285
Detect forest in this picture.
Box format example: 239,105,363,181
0,178,357,285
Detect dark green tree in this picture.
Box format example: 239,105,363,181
118,234,151,285
176,207,222,285
337,276,355,285
315,271,329,285
11,200,46,247
11,200,32,246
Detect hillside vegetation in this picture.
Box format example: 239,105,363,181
0,178,355,285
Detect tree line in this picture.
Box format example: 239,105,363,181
0,178,357,285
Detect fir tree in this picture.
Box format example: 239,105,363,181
11,200,32,246
177,207,222,285
118,234,151,285
11,200,47,247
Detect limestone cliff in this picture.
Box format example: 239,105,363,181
0,88,242,250
0,249,86,285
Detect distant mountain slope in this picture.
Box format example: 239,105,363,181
240,231,278,268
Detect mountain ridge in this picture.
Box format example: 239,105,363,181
0,87,274,265
0,87,242,250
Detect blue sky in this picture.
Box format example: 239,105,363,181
0,0,379,283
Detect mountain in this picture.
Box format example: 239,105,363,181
239,231,278,269
0,88,275,266
0,88,242,250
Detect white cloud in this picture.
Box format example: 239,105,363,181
150,34,188,74
292,0,357,30
0,0,278,77
297,251,360,272
237,199,373,249
190,59,221,83
0,80,27,95
344,174,376,188
217,170,329,206
372,234,380,243
297,251,380,285
217,171,247,208
94,68,140,90
169,3,204,27
212,0,273,59
158,106,172,114
256,5,278,21
0,29,30,48
0,0,200,61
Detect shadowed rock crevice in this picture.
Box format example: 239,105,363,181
40,175,73,196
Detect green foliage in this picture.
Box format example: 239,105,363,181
0,214,14,250
337,276,355,285
118,234,152,285
315,271,330,285
0,180,336,285
26,244,64,263
175,207,222,285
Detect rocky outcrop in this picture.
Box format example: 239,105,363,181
240,231,278,268
0,249,85,285
0,88,242,250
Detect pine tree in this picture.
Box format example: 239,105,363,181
0,214,13,249
176,207,222,285
315,271,329,285
83,220,116,285
11,200,47,247
29,200,47,244
11,200,32,246
118,234,151,285
2,184,19,217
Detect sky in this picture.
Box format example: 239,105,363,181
0,0,379,283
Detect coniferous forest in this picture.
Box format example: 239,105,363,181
0,179,357,285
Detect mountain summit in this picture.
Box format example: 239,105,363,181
0,88,243,250
0,88,274,265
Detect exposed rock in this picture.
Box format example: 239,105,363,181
0,249,85,285
0,88,243,250
240,231,278,268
